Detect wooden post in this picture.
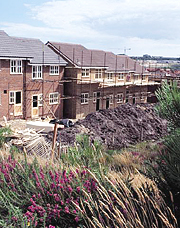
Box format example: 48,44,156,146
51,122,58,163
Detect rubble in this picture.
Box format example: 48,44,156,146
47,103,167,150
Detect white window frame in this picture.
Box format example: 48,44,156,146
109,94,113,104
50,65,59,75
9,91,15,104
49,92,59,105
82,68,90,77
142,75,146,81
38,94,43,106
107,73,113,80
133,74,139,81
117,93,123,103
32,65,42,79
81,93,89,104
9,91,22,105
118,73,124,80
93,92,97,103
95,69,102,79
10,60,22,74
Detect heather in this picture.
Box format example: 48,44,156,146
0,141,178,228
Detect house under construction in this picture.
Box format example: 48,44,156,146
47,41,159,119
0,30,165,121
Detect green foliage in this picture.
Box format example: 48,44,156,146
0,127,11,148
159,129,180,190
61,134,110,173
155,80,180,128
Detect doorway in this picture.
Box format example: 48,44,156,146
96,92,100,111
32,95,38,117
14,91,22,116
106,97,110,109
133,94,136,104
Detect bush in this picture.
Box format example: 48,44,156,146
0,127,11,148
0,156,98,227
155,81,180,129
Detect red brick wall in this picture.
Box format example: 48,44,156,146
0,59,65,120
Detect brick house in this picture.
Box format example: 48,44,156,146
0,31,67,120
47,42,151,119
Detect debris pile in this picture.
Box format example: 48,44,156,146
47,104,167,150
10,129,52,157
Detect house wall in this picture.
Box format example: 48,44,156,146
0,59,65,120
74,84,148,119
25,64,64,119
63,68,148,119
76,68,149,85
0,59,24,120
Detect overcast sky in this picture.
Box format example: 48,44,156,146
1,0,180,57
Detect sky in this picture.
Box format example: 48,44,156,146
1,0,180,57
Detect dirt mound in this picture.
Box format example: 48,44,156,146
47,104,167,150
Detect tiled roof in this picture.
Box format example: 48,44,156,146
47,41,145,74
0,31,67,65
0,30,33,58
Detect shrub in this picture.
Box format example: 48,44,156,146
155,80,180,129
0,127,11,148
0,156,98,227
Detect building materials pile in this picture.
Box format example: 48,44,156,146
47,103,167,150
9,129,52,158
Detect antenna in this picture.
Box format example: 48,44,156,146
124,47,131,55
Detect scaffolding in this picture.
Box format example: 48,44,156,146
3,48,179,121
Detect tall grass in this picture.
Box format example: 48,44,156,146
78,171,177,228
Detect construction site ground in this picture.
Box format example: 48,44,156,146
47,103,167,150
0,103,168,152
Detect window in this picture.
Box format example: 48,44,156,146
107,73,113,80
50,66,59,75
9,92,15,104
10,60,22,74
32,65,42,79
126,74,131,82
49,92,59,104
38,94,43,106
117,93,123,103
118,73,124,80
141,92,146,100
82,68,90,77
142,75,146,81
95,69,102,79
126,90,129,103
9,91,22,104
93,92,97,103
134,74,139,81
109,95,113,104
81,93,89,104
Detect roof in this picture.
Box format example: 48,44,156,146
47,41,145,74
0,30,33,58
0,31,67,65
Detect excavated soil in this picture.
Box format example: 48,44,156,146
47,104,167,150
